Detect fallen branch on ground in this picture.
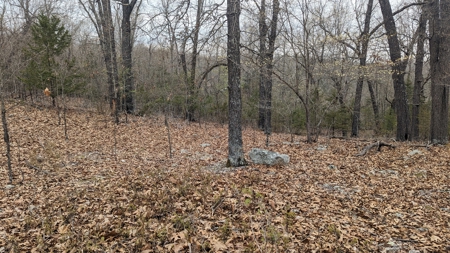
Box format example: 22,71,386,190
355,141,395,156
25,160,48,174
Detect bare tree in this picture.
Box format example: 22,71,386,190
352,0,374,137
278,0,328,142
227,0,247,167
79,0,120,120
257,0,280,139
120,0,139,114
379,0,410,141
184,0,202,121
411,6,427,141
429,0,450,144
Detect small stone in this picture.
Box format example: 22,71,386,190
409,250,420,253
316,145,327,151
180,149,189,154
36,154,44,163
200,143,211,148
384,246,401,253
5,185,14,189
408,149,422,156
328,164,336,170
386,239,398,247
394,213,403,218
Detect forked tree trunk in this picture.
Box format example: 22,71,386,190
258,0,279,135
351,0,373,137
379,0,410,141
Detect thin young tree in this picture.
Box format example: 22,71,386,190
227,0,247,167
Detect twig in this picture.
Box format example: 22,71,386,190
393,238,419,243
164,114,173,158
25,160,48,174
211,196,224,216
15,138,24,184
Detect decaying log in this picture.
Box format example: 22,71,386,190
355,141,395,156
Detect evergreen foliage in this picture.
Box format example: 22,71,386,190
20,14,83,104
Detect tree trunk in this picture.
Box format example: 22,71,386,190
430,0,450,144
226,0,247,167
80,0,120,114
121,0,138,114
258,0,268,130
379,0,410,141
351,0,373,137
367,80,380,132
1,99,12,184
257,0,279,135
264,0,279,136
185,0,203,122
352,76,364,137
411,10,427,141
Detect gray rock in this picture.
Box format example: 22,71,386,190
200,143,211,148
408,149,422,156
384,246,401,253
248,148,289,165
5,185,14,190
316,145,327,151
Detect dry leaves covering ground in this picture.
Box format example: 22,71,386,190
0,101,449,252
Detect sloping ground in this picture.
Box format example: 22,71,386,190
0,102,449,252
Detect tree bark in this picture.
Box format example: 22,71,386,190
257,0,279,135
430,0,450,144
258,0,268,130
1,99,12,184
411,10,427,141
367,80,380,132
264,0,279,136
121,0,138,114
379,0,410,141
227,0,247,167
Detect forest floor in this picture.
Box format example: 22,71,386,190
0,100,449,252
